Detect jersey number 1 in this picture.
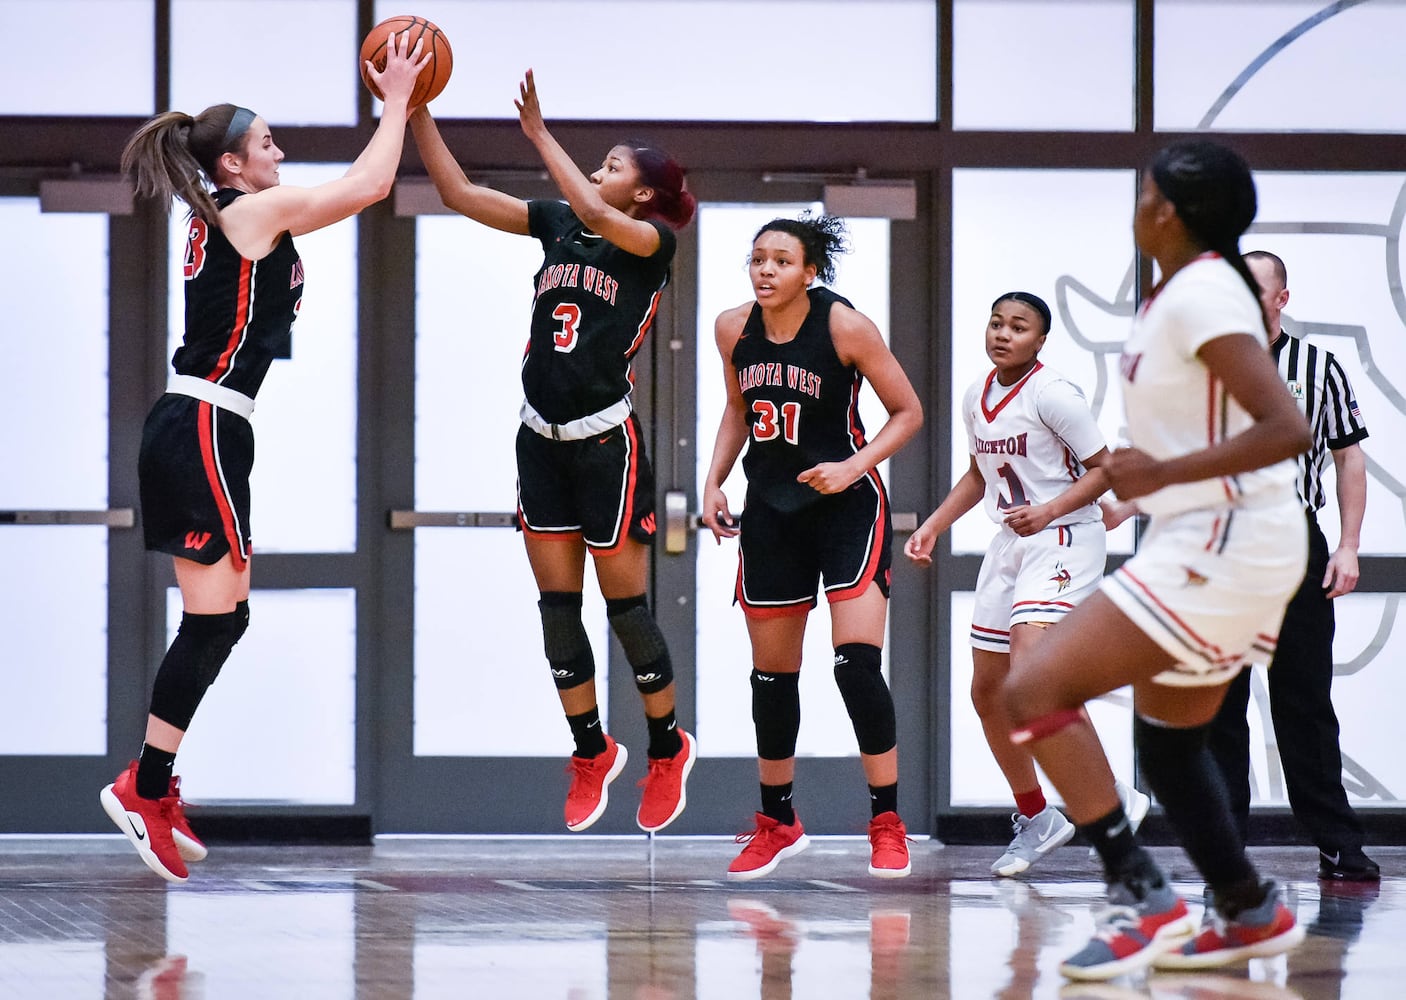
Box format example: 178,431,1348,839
995,462,1030,510
751,399,801,445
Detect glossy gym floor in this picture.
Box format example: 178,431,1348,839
0,837,1397,999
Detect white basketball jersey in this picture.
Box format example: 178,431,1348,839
962,362,1106,527
1119,253,1297,518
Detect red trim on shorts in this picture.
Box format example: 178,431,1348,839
196,401,246,569
516,500,582,543
734,549,815,618
590,417,641,556
210,258,253,382
1117,565,1233,667
971,623,1011,639
1013,599,1075,612
740,599,815,619
827,471,887,603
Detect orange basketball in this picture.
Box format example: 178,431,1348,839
359,15,453,107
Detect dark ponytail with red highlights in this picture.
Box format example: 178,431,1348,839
625,142,696,230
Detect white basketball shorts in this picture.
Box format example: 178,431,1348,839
1101,498,1307,686
970,520,1106,653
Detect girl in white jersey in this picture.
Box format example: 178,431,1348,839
1001,142,1311,981
906,292,1147,878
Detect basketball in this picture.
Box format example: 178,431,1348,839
359,15,453,107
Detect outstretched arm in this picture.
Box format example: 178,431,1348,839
408,107,530,234
515,69,662,257
223,30,429,255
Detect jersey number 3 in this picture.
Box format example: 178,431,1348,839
552,303,581,353
184,219,209,281
751,399,801,445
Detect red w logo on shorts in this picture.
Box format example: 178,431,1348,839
639,513,657,535
184,531,212,551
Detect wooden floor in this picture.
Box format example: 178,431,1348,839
0,837,1396,999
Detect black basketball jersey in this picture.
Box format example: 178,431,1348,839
523,200,675,424
172,188,304,398
732,286,872,513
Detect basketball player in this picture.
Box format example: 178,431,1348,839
1208,250,1379,883
1001,140,1313,979
904,291,1149,878
101,30,430,882
701,214,923,880
408,71,697,834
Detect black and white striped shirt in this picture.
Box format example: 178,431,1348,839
1271,331,1369,513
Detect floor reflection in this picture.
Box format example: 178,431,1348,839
0,840,1396,999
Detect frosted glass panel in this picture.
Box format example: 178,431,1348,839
0,201,107,508
950,169,1137,555
0,528,107,755
413,216,609,756
166,164,357,553
168,588,355,803
949,593,1134,806
414,530,608,756
0,199,109,756
695,204,892,758
381,0,937,123
1244,172,1406,556
0,1,152,115
171,0,356,125
1156,0,1406,132
1235,592,1406,809
954,0,1133,131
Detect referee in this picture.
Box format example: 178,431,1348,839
1208,249,1379,881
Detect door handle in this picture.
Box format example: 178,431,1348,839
661,491,917,556
0,508,135,527
386,510,517,529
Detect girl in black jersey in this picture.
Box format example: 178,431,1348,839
99,31,429,884
409,71,698,834
701,214,923,879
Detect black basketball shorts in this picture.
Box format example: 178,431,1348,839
138,393,253,567
735,471,892,617
515,413,657,554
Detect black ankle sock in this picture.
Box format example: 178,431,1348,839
646,709,683,760
1079,803,1163,889
136,744,177,800
869,782,898,818
566,707,608,758
1215,877,1271,919
761,782,796,825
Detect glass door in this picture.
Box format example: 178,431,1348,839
388,175,935,835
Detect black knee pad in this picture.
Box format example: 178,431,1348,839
149,601,250,731
539,592,595,690
606,594,674,694
751,669,801,760
833,643,896,755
